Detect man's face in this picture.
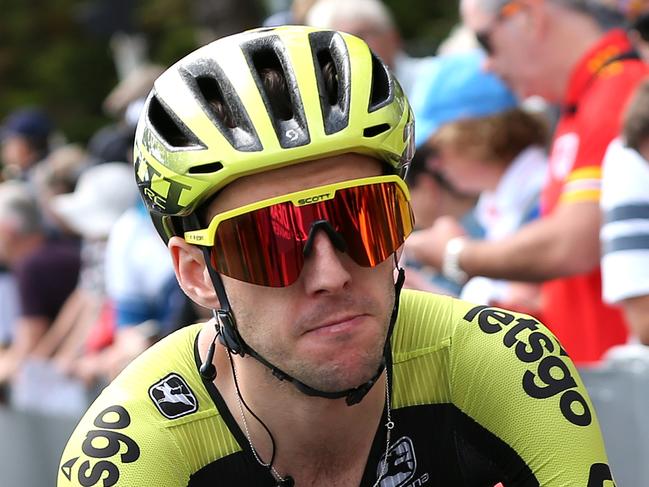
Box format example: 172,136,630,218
462,0,551,100
207,154,396,392
435,145,491,195
1,136,35,174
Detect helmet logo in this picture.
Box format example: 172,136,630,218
136,156,192,214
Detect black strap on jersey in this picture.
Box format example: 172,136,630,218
562,48,641,115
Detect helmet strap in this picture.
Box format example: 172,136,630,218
199,244,404,407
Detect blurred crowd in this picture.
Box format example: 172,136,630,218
1,0,649,417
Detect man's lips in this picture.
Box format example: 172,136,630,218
302,314,368,336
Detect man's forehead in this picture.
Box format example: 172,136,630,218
207,154,383,218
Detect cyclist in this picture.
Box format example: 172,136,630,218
58,26,614,486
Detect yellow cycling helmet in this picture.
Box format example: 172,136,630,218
133,25,414,241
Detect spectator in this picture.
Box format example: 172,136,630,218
31,143,90,238
31,163,138,375
600,77,649,344
404,50,520,296
403,146,480,296
76,198,196,383
304,0,434,98
407,0,649,364
0,130,76,388
406,50,548,311
0,107,53,181
263,0,319,26
0,181,80,385
410,50,518,148
431,108,548,312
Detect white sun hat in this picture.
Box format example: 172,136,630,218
51,162,139,239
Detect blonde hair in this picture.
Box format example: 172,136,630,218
432,108,548,166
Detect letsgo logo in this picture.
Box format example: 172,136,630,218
587,463,615,487
60,405,140,486
464,305,592,427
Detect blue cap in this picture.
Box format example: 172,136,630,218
411,50,518,147
1,108,53,141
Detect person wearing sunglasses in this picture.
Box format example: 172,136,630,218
58,26,612,486
407,0,649,366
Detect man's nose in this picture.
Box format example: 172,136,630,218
300,231,352,295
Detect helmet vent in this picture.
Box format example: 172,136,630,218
368,53,393,112
188,161,224,174
180,63,262,152
363,123,390,138
148,95,200,148
251,49,294,121
309,31,351,135
242,36,310,149
318,50,339,106
196,75,237,128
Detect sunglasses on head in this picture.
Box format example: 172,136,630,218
184,175,415,287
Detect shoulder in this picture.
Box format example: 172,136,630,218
394,291,547,382
58,325,237,486
394,294,612,485
580,59,649,126
396,292,588,420
602,139,649,209
591,57,648,98
393,290,468,352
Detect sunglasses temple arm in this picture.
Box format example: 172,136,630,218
200,247,232,314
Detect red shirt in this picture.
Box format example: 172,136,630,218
541,30,649,364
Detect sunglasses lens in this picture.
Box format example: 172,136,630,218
211,202,305,287
210,181,413,287
338,183,413,267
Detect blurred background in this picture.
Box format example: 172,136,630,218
3,1,649,486
0,0,458,145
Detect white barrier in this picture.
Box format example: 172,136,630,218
0,406,81,487
579,346,649,487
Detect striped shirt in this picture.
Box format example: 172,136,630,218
538,30,648,363
601,138,649,304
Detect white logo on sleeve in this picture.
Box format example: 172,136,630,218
149,373,198,419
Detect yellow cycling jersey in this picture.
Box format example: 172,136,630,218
57,290,615,486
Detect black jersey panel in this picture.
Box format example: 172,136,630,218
186,402,536,487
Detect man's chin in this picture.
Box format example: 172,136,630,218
292,357,384,395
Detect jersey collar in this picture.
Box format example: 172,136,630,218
562,29,634,114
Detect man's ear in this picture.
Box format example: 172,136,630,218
168,236,220,309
